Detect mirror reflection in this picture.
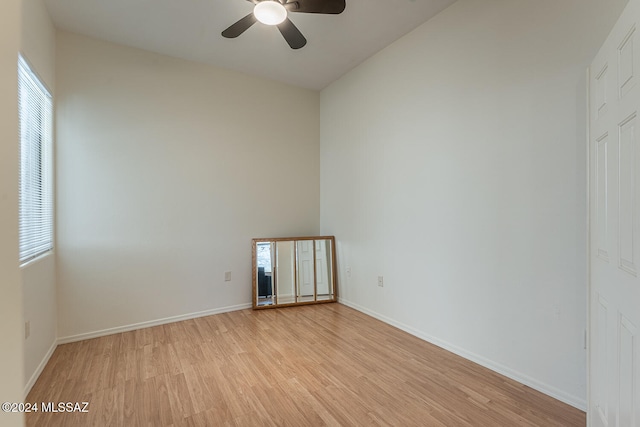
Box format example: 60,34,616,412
253,236,337,309
315,239,334,301
276,240,296,305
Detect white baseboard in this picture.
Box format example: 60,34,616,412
57,302,252,344
24,339,57,399
338,297,587,411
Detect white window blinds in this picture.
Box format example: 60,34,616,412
18,55,53,264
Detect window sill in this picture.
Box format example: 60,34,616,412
20,250,54,270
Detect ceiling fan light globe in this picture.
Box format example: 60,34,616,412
254,1,287,25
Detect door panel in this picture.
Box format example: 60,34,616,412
618,315,637,427
594,295,609,426
619,113,638,275
596,133,610,261
297,240,315,297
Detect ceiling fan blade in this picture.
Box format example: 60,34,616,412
277,18,307,49
286,0,345,14
222,13,257,38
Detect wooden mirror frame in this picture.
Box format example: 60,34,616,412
252,236,338,309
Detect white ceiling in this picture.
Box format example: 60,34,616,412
44,0,458,90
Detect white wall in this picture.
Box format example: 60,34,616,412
56,31,320,339
320,0,628,409
0,0,25,425
21,0,55,85
20,0,57,395
22,257,56,392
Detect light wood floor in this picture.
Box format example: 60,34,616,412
26,303,585,426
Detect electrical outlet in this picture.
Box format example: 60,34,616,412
224,271,232,282
378,276,384,287
25,321,30,340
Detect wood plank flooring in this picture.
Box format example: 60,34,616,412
26,304,585,426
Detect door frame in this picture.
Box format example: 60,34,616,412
586,65,593,426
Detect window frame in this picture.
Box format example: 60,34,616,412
18,54,54,265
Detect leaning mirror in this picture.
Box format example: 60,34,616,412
252,236,337,309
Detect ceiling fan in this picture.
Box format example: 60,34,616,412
222,0,346,49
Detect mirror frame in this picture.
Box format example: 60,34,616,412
252,235,338,310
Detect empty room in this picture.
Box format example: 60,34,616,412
1,0,639,426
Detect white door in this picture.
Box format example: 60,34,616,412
297,240,315,297
589,1,640,425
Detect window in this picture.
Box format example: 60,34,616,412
18,55,53,264
256,242,272,273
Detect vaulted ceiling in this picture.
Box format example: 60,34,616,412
44,0,458,89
